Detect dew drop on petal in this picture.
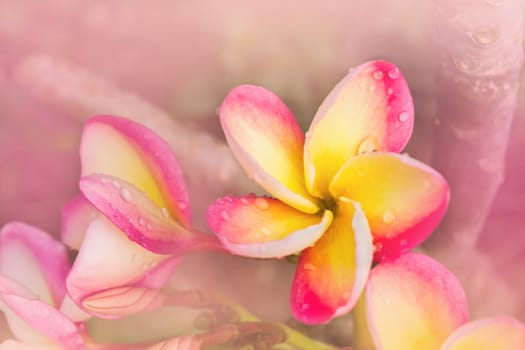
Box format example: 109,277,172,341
303,263,315,271
112,180,121,189
388,67,400,79
261,227,271,236
382,210,396,224
472,27,500,48
138,217,146,227
220,210,230,221
100,177,109,184
372,70,383,80
240,197,250,205
146,222,153,231
398,111,409,122
224,195,234,203
120,188,132,202
161,207,170,218
369,85,376,91
254,197,269,210
358,136,377,154
387,87,394,95
177,201,187,210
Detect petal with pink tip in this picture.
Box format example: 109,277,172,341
80,174,222,254
290,199,373,324
219,85,319,214
0,223,69,306
66,216,181,318
81,115,191,227
0,277,86,349
304,60,414,197
61,196,98,250
207,195,333,258
330,152,449,261
367,253,468,350
440,317,525,350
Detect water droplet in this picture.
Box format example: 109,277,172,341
387,87,394,95
382,210,396,224
398,111,409,122
146,222,153,231
100,177,109,184
372,70,383,80
261,227,271,236
217,199,225,205
301,303,310,311
120,188,132,202
138,217,146,227
358,136,377,154
472,27,500,48
254,197,269,210
177,201,187,210
161,207,170,218
111,180,121,189
369,85,376,91
224,195,234,203
304,263,315,271
220,210,230,220
359,81,365,88
453,57,480,74
388,67,400,79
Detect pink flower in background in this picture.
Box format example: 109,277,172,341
366,252,525,350
0,222,88,349
63,115,223,319
207,60,449,324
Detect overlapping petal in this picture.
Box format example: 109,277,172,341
440,317,525,350
304,60,414,197
366,253,468,350
219,85,319,213
80,174,221,254
61,195,98,251
330,152,449,261
207,195,333,258
290,199,373,324
0,223,69,306
66,216,181,319
81,115,191,227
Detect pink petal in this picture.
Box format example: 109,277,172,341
207,195,333,258
0,340,61,349
80,174,222,254
219,85,319,214
81,115,191,227
0,277,86,349
329,152,449,261
61,195,99,251
290,199,373,324
66,216,181,319
0,222,69,306
440,317,525,350
304,60,414,198
366,253,468,350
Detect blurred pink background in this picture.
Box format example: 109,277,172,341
0,0,524,345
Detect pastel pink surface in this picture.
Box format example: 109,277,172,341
61,195,99,251
66,216,181,318
0,222,69,306
81,115,191,227
366,253,468,350
219,85,318,213
207,194,332,258
80,174,221,254
304,60,414,197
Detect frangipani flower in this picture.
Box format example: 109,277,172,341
0,222,88,349
366,252,525,350
63,115,223,319
207,60,449,324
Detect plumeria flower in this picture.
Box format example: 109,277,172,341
207,60,449,324
63,115,223,319
366,252,525,350
0,222,88,349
